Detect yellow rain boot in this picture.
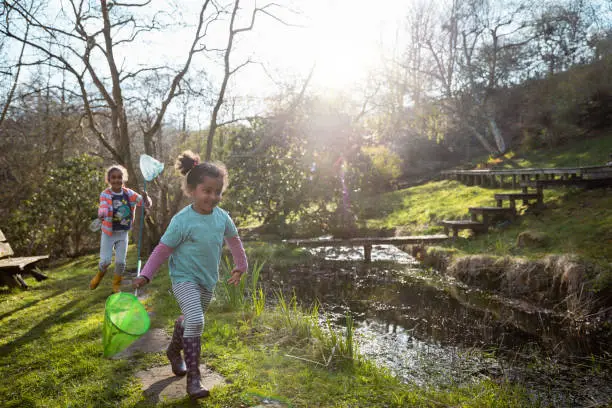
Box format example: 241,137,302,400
112,274,123,293
89,270,106,290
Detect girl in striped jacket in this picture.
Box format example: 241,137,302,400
90,164,152,292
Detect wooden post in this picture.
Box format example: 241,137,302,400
482,213,490,230
364,244,372,263
537,185,544,207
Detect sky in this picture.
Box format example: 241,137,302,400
91,0,412,127
2,0,413,131
247,0,407,91
6,0,611,129
122,0,408,95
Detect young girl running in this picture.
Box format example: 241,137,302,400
132,151,247,399
90,164,152,293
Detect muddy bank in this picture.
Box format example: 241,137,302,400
415,247,611,332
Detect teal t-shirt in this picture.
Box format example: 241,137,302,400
160,205,238,290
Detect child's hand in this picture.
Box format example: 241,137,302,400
227,268,245,286
132,276,149,289
143,191,152,208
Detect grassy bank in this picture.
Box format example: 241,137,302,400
364,133,612,264
364,180,611,263
0,248,534,407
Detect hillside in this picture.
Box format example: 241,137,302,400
363,132,612,263
361,132,612,324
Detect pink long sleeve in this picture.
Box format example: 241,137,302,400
140,243,174,282
225,235,248,273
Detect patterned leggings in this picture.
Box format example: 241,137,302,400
172,281,214,337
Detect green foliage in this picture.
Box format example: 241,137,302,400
220,100,377,237
6,154,105,256
217,255,267,314
218,255,249,311
249,259,266,317
518,57,612,148
360,145,402,193
505,132,612,168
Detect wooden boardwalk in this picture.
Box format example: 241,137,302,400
440,165,612,188
285,235,449,263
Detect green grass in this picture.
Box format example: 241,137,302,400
447,188,612,263
0,247,536,407
363,180,566,235
491,132,612,169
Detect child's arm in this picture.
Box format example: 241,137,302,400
132,243,174,288
98,192,109,219
130,189,152,208
225,235,248,286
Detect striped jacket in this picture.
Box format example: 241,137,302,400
99,187,143,236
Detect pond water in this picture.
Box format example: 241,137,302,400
260,245,612,408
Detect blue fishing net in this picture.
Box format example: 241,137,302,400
140,154,164,182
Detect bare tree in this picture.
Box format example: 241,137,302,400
423,0,532,154
0,0,218,186
531,0,597,75
203,0,297,161
0,1,35,129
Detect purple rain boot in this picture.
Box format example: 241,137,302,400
167,316,187,376
182,336,210,399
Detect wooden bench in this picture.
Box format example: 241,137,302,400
494,192,542,208
468,206,516,228
285,235,449,263
439,220,487,238
0,229,49,289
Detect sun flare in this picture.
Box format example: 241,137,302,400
256,0,407,92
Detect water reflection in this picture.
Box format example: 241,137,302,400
261,245,612,407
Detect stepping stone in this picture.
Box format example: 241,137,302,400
111,328,169,359
136,365,226,402
111,324,227,401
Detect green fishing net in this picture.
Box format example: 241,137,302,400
103,293,150,357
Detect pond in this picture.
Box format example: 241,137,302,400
260,244,612,408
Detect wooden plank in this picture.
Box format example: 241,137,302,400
468,206,515,213
440,220,484,226
0,255,49,270
494,193,539,200
0,242,14,258
285,234,448,247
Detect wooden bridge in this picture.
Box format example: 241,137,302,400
285,235,449,263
